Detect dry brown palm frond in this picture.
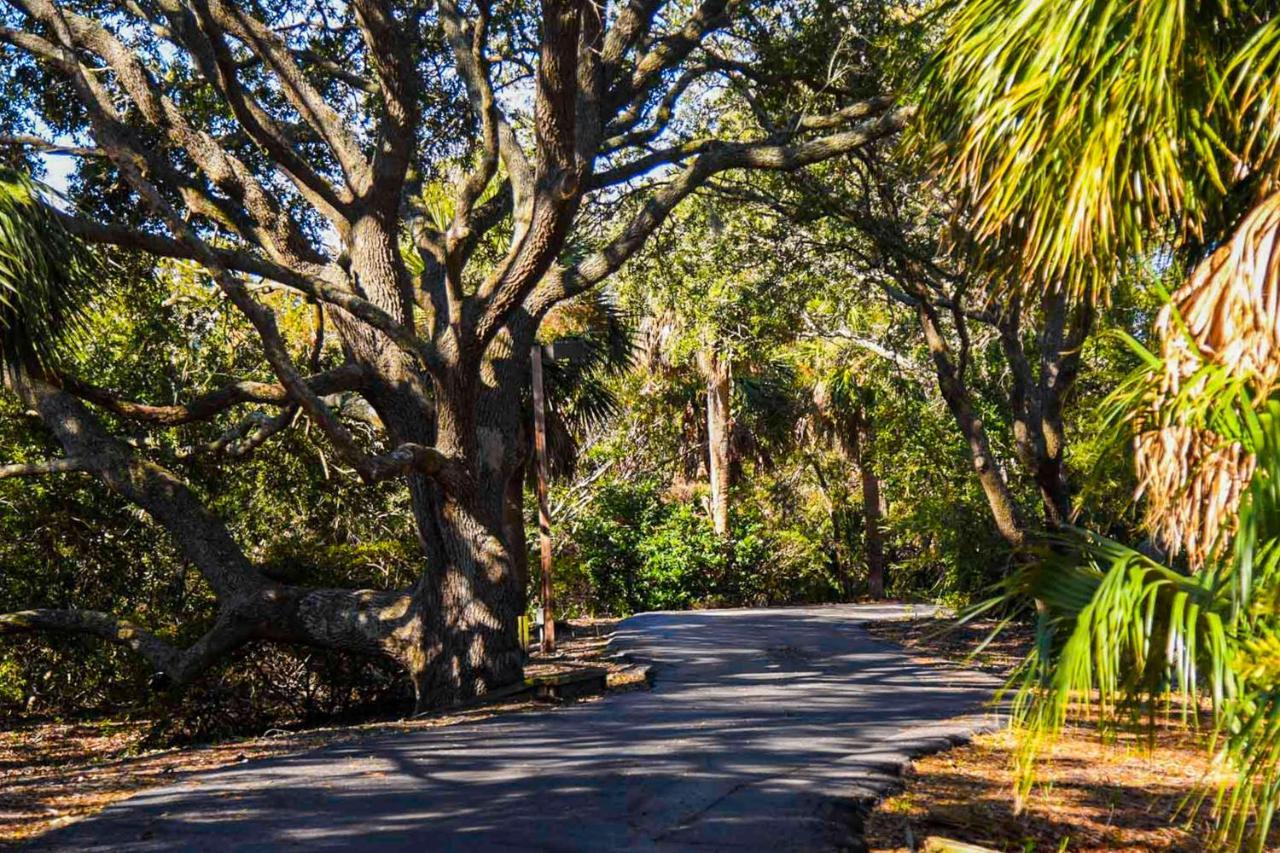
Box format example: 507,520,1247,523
1137,190,1280,566
1159,190,1280,396
1133,426,1256,567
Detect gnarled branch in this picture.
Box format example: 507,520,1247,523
0,607,252,686
360,442,458,485
0,608,184,675
0,458,93,479
534,106,914,311
55,364,366,426
0,133,106,158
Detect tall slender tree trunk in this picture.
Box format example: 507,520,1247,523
854,416,888,599
995,290,1091,529
998,297,1074,528
701,349,732,537
916,303,1027,548
1035,291,1090,527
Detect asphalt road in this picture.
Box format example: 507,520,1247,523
31,604,1000,852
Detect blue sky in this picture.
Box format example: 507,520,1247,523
41,151,74,194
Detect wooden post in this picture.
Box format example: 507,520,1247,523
531,344,556,653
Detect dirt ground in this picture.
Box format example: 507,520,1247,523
863,616,1234,852
0,619,638,846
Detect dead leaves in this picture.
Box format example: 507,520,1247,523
1138,190,1280,566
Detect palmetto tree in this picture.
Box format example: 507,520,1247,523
798,345,891,599
918,0,1280,846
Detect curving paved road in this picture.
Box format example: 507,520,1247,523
31,604,1000,852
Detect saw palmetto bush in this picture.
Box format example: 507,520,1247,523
918,0,1280,847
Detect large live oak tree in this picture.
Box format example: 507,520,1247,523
0,0,906,708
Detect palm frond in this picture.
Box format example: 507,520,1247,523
986,345,1280,848
916,0,1276,301
1226,14,1280,178
1107,304,1270,567
924,2,1280,844
994,529,1235,801
536,293,637,476
1161,191,1280,395
0,169,102,369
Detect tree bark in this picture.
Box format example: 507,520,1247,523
852,416,888,599
409,492,524,708
1035,290,1090,527
700,349,732,537
916,303,1027,548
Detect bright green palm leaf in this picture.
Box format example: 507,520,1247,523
0,169,102,369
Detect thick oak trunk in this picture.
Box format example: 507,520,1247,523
407,492,524,710
311,229,531,711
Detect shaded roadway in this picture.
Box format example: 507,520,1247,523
31,604,1001,851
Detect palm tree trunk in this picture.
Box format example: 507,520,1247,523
855,416,888,599
701,349,732,537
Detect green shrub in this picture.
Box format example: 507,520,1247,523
635,503,725,610
558,477,840,616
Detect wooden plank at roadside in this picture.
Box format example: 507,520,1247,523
923,837,999,853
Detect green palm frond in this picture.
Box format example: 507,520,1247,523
916,0,1277,300
991,530,1237,816
547,369,621,434
968,317,1280,848
984,351,1280,847
538,294,637,476
0,168,102,369
733,359,799,455
1217,632,1280,848
542,298,636,428
1227,15,1280,176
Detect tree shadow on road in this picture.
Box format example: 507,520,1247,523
33,607,999,852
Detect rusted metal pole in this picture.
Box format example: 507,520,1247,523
531,344,556,653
